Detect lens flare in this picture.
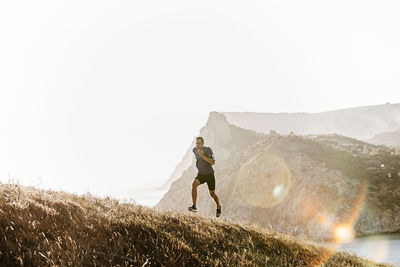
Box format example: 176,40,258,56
236,146,370,266
311,179,368,266
273,184,285,197
334,224,354,243
236,150,292,208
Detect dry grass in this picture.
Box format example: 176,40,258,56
0,182,394,267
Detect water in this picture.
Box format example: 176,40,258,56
331,233,400,266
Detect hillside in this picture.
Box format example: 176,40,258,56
159,104,400,192
367,129,400,147
0,183,394,266
156,115,400,242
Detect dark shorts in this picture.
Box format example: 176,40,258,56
195,173,215,191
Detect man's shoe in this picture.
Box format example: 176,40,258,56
216,205,221,217
188,205,197,212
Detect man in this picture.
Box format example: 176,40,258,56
188,136,222,217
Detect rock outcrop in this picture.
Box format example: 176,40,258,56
155,112,400,242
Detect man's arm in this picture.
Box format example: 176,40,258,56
200,154,215,165
199,149,215,165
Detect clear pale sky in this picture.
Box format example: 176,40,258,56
0,1,399,197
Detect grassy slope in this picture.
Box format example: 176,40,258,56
0,183,394,267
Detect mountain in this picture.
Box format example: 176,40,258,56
155,112,400,242
222,103,400,141
0,182,393,266
366,129,400,147
160,103,400,191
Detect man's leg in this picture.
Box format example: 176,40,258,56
192,178,201,206
209,190,221,209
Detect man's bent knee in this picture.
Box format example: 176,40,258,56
192,179,200,188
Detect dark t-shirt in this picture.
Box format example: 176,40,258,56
193,146,215,174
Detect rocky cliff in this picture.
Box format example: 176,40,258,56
155,112,400,242
159,111,265,190
160,104,400,190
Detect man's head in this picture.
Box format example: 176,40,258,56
196,137,204,149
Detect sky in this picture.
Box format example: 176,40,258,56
0,0,399,199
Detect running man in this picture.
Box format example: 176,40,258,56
188,136,222,217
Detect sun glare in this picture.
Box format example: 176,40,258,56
334,224,354,243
